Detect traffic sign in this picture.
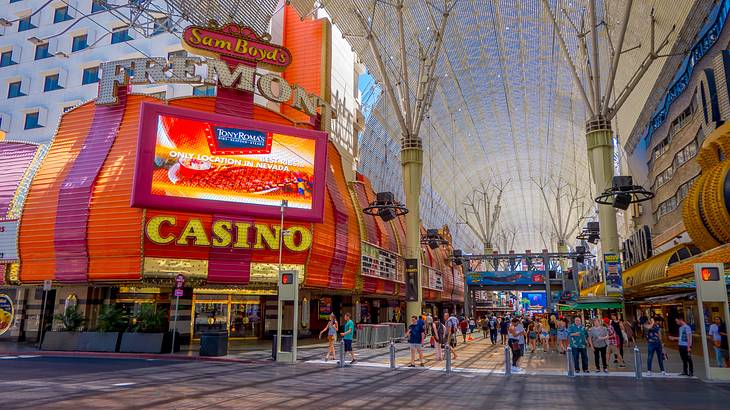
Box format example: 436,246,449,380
175,274,185,288
174,288,184,297
42,280,52,291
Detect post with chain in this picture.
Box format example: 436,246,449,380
504,345,512,375
567,346,575,377
634,346,642,379
445,343,452,373
389,340,396,370
338,340,345,368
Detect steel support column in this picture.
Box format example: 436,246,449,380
586,121,619,256
402,145,424,319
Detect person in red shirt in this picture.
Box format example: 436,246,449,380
459,317,469,343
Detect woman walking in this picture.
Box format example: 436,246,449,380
508,318,525,372
588,318,609,373
644,317,666,376
607,321,626,368
528,322,538,353
549,315,558,353
318,313,338,361
557,318,568,354
432,316,446,361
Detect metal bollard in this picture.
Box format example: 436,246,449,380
389,340,396,370
566,346,575,377
445,343,452,374
504,345,511,375
633,346,642,379
338,341,345,368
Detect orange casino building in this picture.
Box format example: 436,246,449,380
0,7,463,343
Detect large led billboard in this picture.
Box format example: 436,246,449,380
132,103,328,221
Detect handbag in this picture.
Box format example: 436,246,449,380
509,339,521,352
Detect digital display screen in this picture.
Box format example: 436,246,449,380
132,103,327,221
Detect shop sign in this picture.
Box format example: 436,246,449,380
133,103,327,221
182,23,292,71
0,220,19,262
0,294,14,336
425,266,443,291
603,253,623,296
143,257,209,279
466,271,544,286
145,215,313,252
622,225,652,269
361,242,404,282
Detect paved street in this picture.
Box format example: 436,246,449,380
1,354,729,410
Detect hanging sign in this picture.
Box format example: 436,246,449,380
0,294,14,336
603,253,623,296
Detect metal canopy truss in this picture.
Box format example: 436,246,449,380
314,0,600,252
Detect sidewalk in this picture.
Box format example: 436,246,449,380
0,331,717,380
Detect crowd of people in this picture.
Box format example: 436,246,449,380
318,310,730,375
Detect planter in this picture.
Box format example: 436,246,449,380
41,331,81,351
77,332,121,352
119,332,175,353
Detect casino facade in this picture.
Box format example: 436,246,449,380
0,8,463,343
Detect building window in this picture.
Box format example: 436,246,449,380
7,81,24,98
71,34,88,52
0,51,16,68
82,66,99,85
35,43,51,60
43,74,63,92
24,112,42,129
193,85,216,96
10,0,22,3
63,105,76,113
168,50,187,59
111,29,132,44
153,17,172,35
18,16,36,32
53,6,73,23
91,0,109,13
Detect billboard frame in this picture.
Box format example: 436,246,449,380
131,102,328,222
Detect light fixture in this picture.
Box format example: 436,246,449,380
362,192,408,222
595,176,654,210
421,228,448,249
0,18,12,27
27,36,46,45
54,51,69,58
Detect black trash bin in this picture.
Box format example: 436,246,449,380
200,331,228,356
271,333,293,360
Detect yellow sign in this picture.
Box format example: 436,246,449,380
143,257,209,279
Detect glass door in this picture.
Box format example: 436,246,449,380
192,302,228,339
229,302,261,339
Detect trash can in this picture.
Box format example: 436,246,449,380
200,330,228,356
271,333,293,360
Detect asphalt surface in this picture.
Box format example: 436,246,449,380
1,355,730,409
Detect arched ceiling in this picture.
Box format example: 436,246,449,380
289,0,693,252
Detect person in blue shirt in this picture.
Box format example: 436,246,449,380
406,315,425,367
567,316,590,373
643,317,666,375
339,312,356,364
669,314,693,376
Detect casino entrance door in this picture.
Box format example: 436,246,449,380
191,292,264,341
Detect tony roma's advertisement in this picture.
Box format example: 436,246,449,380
132,103,328,221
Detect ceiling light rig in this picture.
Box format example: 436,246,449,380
363,192,409,222
594,176,654,211
421,229,449,249
576,221,600,244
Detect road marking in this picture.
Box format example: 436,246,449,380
112,382,136,387
0,356,18,359
17,355,40,358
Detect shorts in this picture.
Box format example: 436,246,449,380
541,332,549,338
344,339,353,352
410,343,423,350
449,334,457,347
550,329,557,336
328,335,335,342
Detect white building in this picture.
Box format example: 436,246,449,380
0,0,201,144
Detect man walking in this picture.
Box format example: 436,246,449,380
406,315,425,367
489,316,498,344
669,314,693,376
339,312,356,364
444,312,459,360
568,316,589,373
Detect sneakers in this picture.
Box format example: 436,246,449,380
350,359,357,364
511,366,522,373
603,369,609,374
646,371,652,376
661,371,666,376
407,364,416,368
584,370,590,374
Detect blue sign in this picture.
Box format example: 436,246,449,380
210,126,272,154
467,271,545,286
522,292,547,311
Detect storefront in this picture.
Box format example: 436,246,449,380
0,15,463,345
